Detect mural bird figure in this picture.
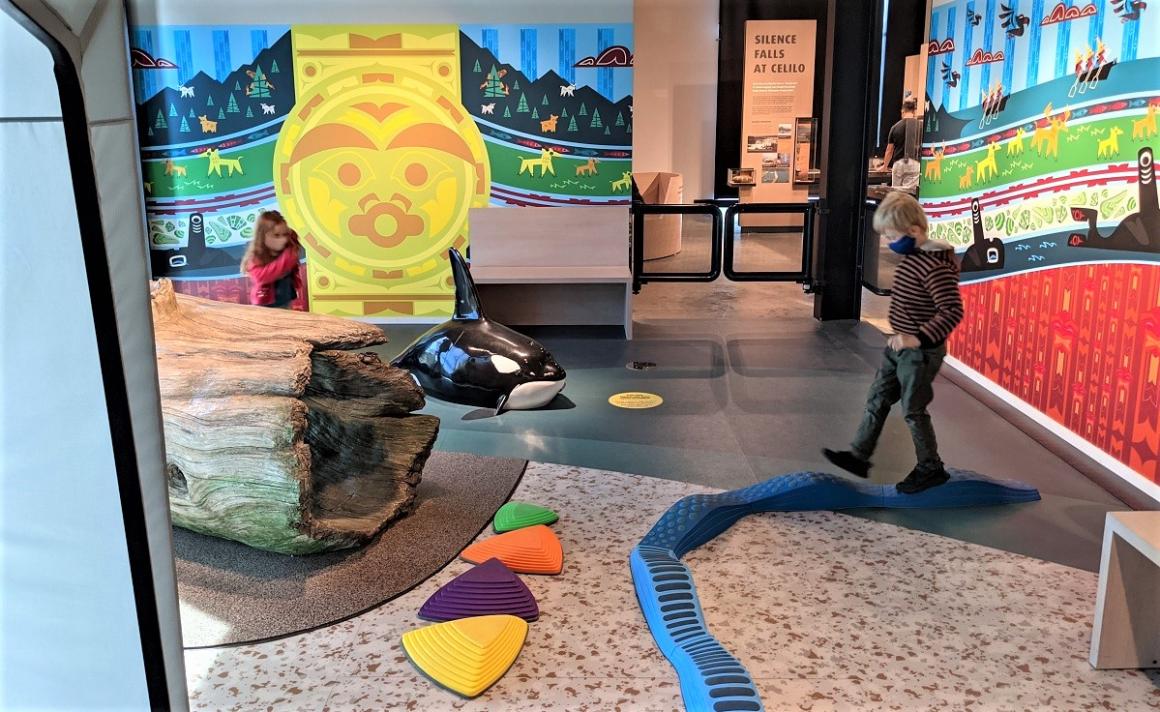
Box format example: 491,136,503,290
967,8,983,26
1113,0,1148,22
1000,3,1031,37
941,60,961,88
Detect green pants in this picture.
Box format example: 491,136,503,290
851,344,947,468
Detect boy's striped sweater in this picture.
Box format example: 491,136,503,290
888,241,964,347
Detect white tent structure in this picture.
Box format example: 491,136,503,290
1,1,186,709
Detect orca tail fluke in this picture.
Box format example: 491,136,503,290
448,247,485,320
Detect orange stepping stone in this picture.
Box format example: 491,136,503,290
460,524,563,575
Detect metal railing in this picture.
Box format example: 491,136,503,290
722,201,817,283
859,200,893,296
631,200,822,292
631,203,723,294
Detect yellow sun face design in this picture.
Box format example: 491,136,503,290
276,34,490,318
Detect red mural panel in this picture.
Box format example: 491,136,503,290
951,263,1160,483
169,264,310,311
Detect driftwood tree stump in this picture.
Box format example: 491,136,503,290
151,280,439,555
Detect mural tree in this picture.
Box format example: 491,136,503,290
482,66,507,98
517,93,530,112
248,66,272,98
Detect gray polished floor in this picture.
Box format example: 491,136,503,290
375,279,1126,572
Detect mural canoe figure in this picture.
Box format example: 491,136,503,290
1068,147,1159,252
392,248,567,414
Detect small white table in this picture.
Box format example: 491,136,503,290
1090,511,1160,669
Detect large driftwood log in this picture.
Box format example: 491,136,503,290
151,280,439,555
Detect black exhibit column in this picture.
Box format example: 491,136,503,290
813,0,877,321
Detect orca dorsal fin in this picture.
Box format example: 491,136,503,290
448,247,485,320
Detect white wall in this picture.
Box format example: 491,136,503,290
632,0,719,201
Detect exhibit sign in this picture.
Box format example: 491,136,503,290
920,0,1160,491
129,23,633,319
739,21,815,199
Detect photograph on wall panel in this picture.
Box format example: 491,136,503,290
920,0,1160,483
129,23,633,319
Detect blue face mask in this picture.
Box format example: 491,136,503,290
888,235,918,255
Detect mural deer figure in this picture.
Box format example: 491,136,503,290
1007,127,1026,156
203,148,244,178
1030,103,1054,154
481,103,496,115
197,115,218,134
518,148,558,177
959,165,975,190
924,148,945,182
611,171,632,192
576,157,599,177
540,114,559,133
1097,126,1125,159
560,84,576,97
164,159,187,178
1035,108,1070,159
261,103,277,115
1133,104,1158,140
179,85,195,98
975,143,1001,183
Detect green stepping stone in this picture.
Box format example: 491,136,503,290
493,501,558,533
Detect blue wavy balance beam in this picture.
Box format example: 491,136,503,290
630,470,1041,712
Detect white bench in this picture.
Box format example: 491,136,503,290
467,206,634,339
1090,511,1160,669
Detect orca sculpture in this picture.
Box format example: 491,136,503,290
1069,147,1159,253
960,197,1006,272
392,248,566,413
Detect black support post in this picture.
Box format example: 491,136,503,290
813,0,878,321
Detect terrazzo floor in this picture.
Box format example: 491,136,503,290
184,462,1160,711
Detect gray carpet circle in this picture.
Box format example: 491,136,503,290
175,451,526,648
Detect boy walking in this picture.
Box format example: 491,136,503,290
824,191,964,494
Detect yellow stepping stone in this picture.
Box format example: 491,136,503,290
401,614,528,698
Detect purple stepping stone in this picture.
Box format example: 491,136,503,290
419,557,540,623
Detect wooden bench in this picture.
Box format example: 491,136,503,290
1090,511,1160,669
467,206,633,339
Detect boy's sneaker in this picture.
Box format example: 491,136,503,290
896,465,950,494
822,449,871,478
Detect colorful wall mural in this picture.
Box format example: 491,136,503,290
130,24,633,319
920,0,1159,488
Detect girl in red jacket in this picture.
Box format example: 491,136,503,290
242,210,303,308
